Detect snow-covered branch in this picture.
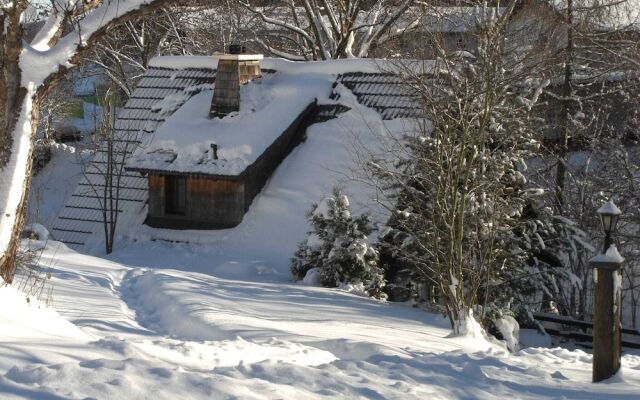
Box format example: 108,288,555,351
238,0,417,60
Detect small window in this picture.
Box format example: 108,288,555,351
165,175,187,215
456,38,465,50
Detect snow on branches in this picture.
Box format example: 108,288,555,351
239,0,415,60
291,187,386,299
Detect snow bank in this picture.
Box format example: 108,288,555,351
135,336,337,369
114,266,454,352
302,267,322,285
494,315,520,352
519,329,552,348
1,243,637,399
0,282,89,341
453,309,485,339
2,356,336,400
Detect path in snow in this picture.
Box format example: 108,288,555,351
2,241,638,399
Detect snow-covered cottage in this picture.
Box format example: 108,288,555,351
125,51,318,229
50,50,425,245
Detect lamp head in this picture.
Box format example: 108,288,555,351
597,200,621,235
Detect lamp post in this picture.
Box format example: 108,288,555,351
591,200,623,382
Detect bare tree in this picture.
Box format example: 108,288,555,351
78,91,140,254
547,0,640,212
237,0,418,60
361,2,553,332
88,4,203,97
525,0,640,322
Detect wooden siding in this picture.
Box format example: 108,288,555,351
148,174,165,217
145,174,244,229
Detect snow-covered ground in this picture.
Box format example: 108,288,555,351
2,239,640,399
7,58,640,399
27,144,83,228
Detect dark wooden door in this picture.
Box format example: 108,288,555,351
165,175,186,215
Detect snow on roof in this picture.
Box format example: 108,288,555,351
128,56,430,177
148,56,435,76
548,0,640,30
395,6,505,33
128,71,332,176
334,73,421,120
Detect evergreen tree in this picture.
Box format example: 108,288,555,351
291,188,386,299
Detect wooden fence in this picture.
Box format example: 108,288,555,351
533,312,640,349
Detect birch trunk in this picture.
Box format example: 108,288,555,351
0,3,30,282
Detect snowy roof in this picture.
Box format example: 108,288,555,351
333,72,421,120
395,6,505,33
536,0,640,31
148,56,434,75
126,57,427,177
127,71,328,176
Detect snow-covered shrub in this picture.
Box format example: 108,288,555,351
291,188,386,299
481,304,520,352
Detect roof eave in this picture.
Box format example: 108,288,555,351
124,166,243,180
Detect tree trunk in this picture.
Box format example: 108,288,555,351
0,12,5,141
0,3,31,282
555,0,573,213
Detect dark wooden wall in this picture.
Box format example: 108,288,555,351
146,173,245,229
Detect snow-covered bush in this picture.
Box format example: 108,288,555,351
291,188,386,299
478,303,520,352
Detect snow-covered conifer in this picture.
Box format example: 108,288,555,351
291,188,386,299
